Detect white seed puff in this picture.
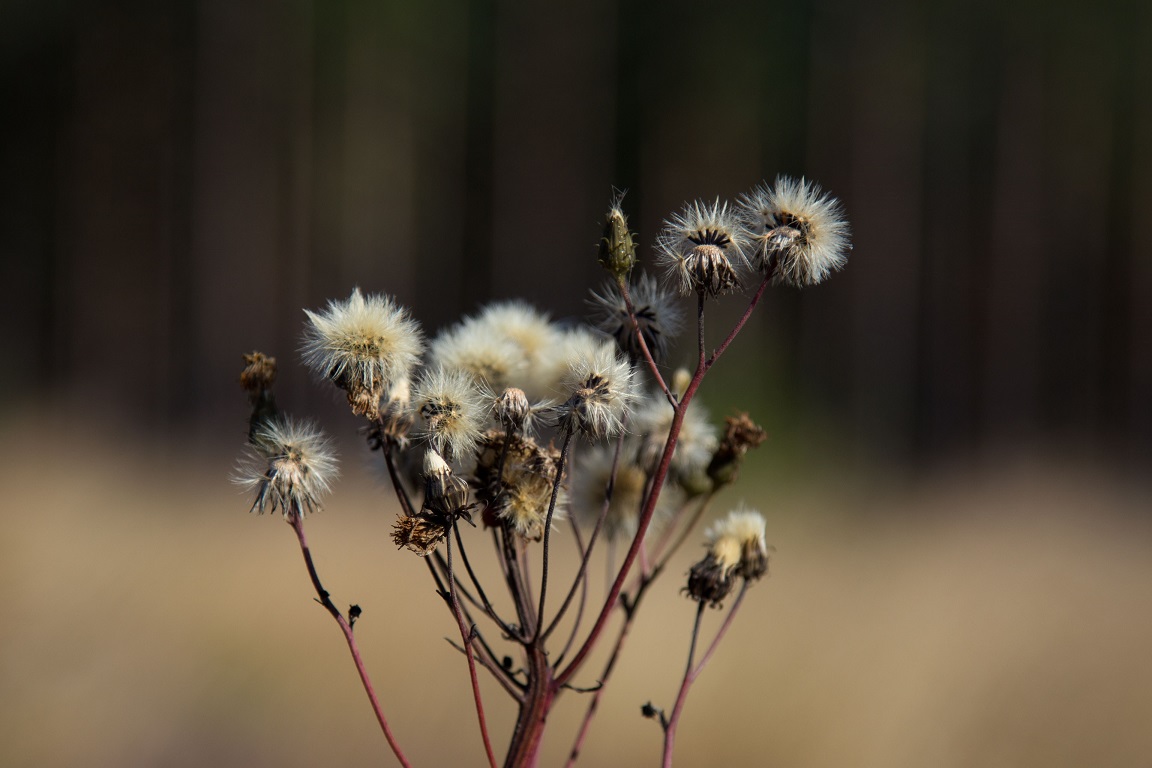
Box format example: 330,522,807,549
739,176,850,288
236,417,339,519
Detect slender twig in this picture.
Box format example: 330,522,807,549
563,596,636,767
552,519,590,667
381,442,417,518
651,491,717,572
533,428,574,641
704,271,772,372
661,582,750,768
445,523,499,768
543,426,628,643
452,523,519,638
618,277,674,405
287,514,411,768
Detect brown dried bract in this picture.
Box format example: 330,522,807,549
392,513,447,557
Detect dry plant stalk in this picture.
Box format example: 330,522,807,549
234,178,850,767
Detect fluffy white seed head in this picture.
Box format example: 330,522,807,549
739,176,850,287
656,199,750,297
236,417,339,519
412,368,488,461
301,288,424,419
554,340,638,440
571,446,680,541
430,319,527,392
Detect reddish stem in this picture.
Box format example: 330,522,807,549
446,524,500,768
287,514,411,767
661,582,749,768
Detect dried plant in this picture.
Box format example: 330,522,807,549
234,179,850,767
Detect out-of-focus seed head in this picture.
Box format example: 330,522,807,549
587,273,683,364
707,412,768,488
598,189,638,279
633,394,717,493
656,199,750,297
430,318,526,393
239,351,280,443
412,368,487,462
738,176,850,288
571,446,679,542
301,288,424,420
236,417,339,520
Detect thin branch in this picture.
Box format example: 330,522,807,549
533,428,574,642
445,523,499,768
704,271,772,372
287,514,411,767
618,277,674,405
661,583,750,768
543,426,628,643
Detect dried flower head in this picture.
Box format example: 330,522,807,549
377,376,414,444
302,288,424,420
588,273,683,363
412,368,488,462
494,387,532,433
739,176,850,287
656,198,750,297
473,431,564,540
392,449,474,556
707,412,768,487
686,507,769,606
598,189,638,279
240,351,280,442
553,340,637,439
236,417,339,519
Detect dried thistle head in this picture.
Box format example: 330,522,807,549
553,340,637,440
392,449,473,556
685,507,769,607
240,351,280,442
587,273,682,364
412,368,487,462
473,431,564,540
739,176,850,287
707,412,767,488
598,189,638,279
301,288,424,420
236,417,339,520
656,198,750,297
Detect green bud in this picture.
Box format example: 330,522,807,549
598,192,637,278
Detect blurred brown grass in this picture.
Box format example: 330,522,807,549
2,416,1151,767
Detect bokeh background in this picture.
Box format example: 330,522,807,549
2,1,1151,766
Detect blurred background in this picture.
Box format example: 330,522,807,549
2,1,1151,766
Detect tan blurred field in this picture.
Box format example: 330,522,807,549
2,415,1151,767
